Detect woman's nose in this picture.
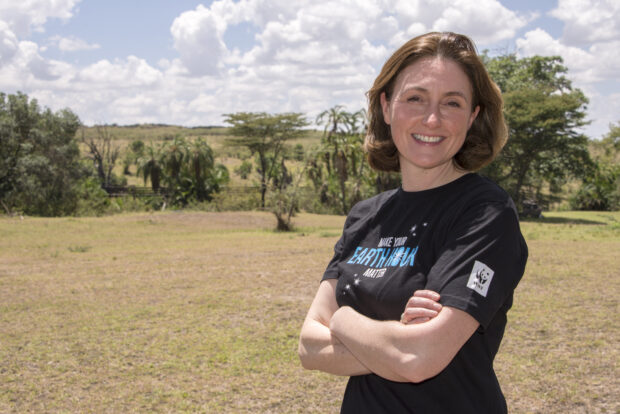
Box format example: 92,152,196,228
422,105,441,128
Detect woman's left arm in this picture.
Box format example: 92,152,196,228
329,305,478,383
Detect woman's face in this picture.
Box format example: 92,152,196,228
380,56,479,178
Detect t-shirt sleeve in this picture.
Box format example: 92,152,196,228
322,209,357,281
322,233,345,280
424,199,528,329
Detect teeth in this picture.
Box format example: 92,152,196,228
413,134,443,143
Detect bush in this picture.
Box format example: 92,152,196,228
234,160,253,179
109,196,165,213
570,156,619,211
75,177,111,216
205,188,261,211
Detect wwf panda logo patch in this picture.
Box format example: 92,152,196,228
467,260,494,297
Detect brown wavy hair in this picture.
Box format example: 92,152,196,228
365,31,507,172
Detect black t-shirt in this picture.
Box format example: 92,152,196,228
322,173,528,413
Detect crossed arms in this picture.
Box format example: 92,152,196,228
298,279,479,383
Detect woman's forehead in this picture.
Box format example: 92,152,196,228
393,57,473,97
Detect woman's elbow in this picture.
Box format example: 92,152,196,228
297,336,316,370
298,345,310,370
396,354,444,383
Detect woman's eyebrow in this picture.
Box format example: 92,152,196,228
402,86,469,100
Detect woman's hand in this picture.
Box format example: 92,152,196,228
400,290,442,325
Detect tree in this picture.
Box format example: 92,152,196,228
80,125,121,187
571,122,620,210
137,142,163,190
223,112,308,208
269,158,309,231
168,137,229,204
137,137,229,206
122,139,145,175
482,55,593,208
0,92,85,216
309,106,383,214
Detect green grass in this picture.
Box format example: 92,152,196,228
0,211,618,413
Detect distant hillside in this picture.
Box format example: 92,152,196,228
78,123,324,151
79,124,229,144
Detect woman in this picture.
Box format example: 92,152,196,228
298,32,528,413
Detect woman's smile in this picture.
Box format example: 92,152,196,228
412,133,444,144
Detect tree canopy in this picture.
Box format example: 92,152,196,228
482,55,593,208
0,92,85,216
224,112,308,208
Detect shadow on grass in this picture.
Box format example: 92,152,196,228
520,216,607,225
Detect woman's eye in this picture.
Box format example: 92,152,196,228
446,101,461,108
407,96,421,102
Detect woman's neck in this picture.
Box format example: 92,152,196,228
400,162,467,192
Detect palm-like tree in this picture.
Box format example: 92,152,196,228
316,105,349,145
186,138,217,201
136,143,162,190
314,106,372,214
160,136,188,185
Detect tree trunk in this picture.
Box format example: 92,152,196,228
512,162,531,208
260,183,266,209
274,212,291,231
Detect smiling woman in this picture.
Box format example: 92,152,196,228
298,32,528,414
365,31,507,182
379,57,480,190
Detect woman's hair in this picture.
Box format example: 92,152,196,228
365,31,507,172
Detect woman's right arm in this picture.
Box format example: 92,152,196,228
298,279,371,376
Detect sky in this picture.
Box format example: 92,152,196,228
0,0,618,139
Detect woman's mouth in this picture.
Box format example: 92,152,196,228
413,133,444,143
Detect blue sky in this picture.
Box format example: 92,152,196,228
1,0,618,139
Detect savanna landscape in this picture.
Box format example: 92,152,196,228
1,210,618,413
2,1,620,412
1,60,619,412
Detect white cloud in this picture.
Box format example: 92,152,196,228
0,0,80,36
516,29,596,82
431,0,530,44
516,28,620,85
0,20,18,66
179,0,529,123
49,35,100,52
550,0,620,46
578,88,620,139
77,56,163,88
170,4,229,76
2,40,73,82
0,0,82,68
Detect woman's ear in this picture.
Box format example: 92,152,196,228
468,105,480,129
380,92,391,125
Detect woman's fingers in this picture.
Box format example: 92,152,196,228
412,289,440,301
405,296,442,312
400,307,440,324
400,290,441,324
405,316,431,324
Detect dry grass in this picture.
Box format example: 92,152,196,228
0,211,618,413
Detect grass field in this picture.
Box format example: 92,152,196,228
1,211,618,413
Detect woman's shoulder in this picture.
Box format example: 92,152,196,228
455,174,513,206
349,188,400,216
341,188,401,231
448,174,522,228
